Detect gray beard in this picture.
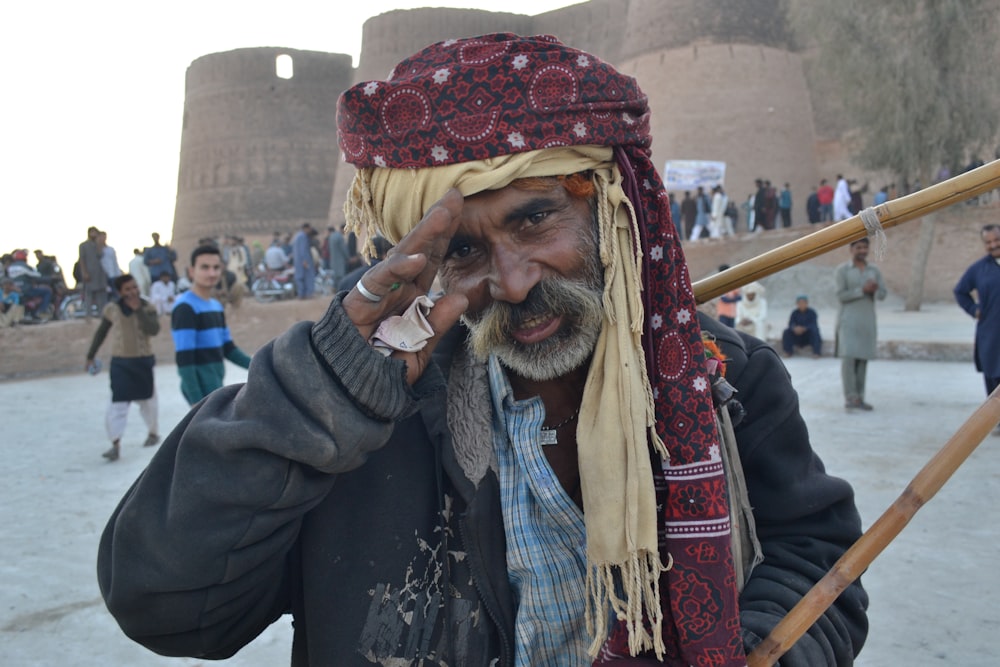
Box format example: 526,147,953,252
461,277,604,382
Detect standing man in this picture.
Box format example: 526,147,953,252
292,222,316,299
954,224,1000,426
778,182,793,228
679,189,697,239
806,186,821,223
833,174,853,221
128,248,152,297
98,231,122,287
817,178,834,222
78,226,108,321
326,224,350,289
170,246,251,405
85,274,161,462
99,34,867,666
835,238,887,410
144,232,178,281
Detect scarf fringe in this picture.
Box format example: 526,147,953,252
585,550,669,659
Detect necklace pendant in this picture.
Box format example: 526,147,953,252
539,428,559,446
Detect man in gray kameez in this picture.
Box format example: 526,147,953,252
835,237,886,410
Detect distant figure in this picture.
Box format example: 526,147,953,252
736,281,767,338
833,174,852,221
714,264,741,328
778,183,793,228
0,278,24,327
149,272,177,316
835,238,886,410
170,246,252,405
98,231,122,286
85,274,161,462
817,179,834,222
326,224,350,289
806,186,821,224
143,232,178,281
688,186,711,240
679,190,697,239
292,223,316,299
782,295,823,358
78,226,108,321
954,224,1000,432
129,248,152,297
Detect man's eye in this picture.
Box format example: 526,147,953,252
527,211,550,225
446,242,473,260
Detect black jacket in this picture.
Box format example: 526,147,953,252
98,297,867,665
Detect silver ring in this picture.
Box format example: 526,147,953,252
355,278,383,303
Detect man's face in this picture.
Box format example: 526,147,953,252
190,253,223,292
981,228,1000,259
438,180,604,382
850,241,869,262
117,279,139,303
797,298,808,311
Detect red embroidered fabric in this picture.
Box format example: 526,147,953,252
338,33,743,667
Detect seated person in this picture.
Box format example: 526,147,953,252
736,281,767,338
0,278,24,327
782,295,823,357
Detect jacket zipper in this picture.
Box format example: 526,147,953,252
459,519,512,667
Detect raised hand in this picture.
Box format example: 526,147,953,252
342,189,469,384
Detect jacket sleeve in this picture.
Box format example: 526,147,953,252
98,295,428,659
708,320,868,666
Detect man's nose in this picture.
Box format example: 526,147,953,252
488,245,540,304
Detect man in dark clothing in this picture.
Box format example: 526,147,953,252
807,186,822,223
954,224,1000,421
98,34,867,667
679,190,697,239
782,295,823,357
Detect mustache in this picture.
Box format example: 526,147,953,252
463,276,604,356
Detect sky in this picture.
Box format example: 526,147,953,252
2,0,581,274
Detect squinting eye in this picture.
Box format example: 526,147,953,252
446,242,473,260
527,211,549,224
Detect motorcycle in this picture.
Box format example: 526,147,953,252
251,267,296,303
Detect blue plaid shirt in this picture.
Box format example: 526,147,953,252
487,356,591,665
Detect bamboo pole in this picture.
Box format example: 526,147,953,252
693,160,1000,304
746,387,1000,667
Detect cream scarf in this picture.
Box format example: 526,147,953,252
345,145,670,657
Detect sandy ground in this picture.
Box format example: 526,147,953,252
2,328,999,665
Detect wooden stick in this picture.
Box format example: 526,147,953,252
746,387,1000,667
693,160,1000,304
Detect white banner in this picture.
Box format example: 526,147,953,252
663,160,726,190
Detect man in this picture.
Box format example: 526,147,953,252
778,182,793,228
806,186,822,223
817,178,834,222
128,248,152,297
85,274,161,461
679,189,697,239
144,232,178,281
709,184,731,238
954,224,1000,426
292,222,316,298
833,174,853,222
99,35,867,666
326,224,350,289
6,249,53,319
0,278,24,327
735,281,768,339
78,226,108,321
782,295,823,358
98,230,122,286
835,238,886,410
263,234,290,273
169,245,251,405
688,185,711,240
